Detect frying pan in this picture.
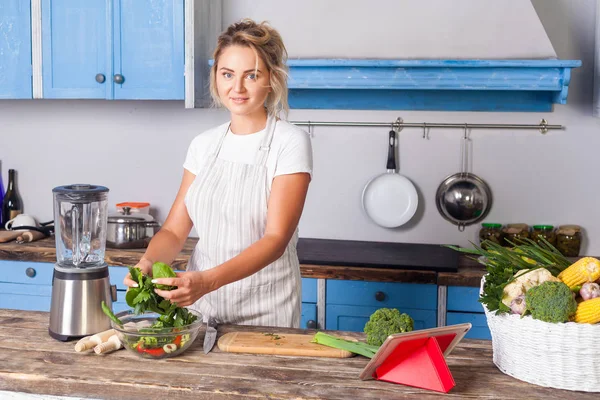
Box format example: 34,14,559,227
362,130,418,228
436,126,492,231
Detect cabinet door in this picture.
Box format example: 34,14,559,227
326,304,437,332
0,1,32,99
113,0,184,99
42,0,109,99
300,303,317,330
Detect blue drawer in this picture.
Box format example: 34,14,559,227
0,294,52,312
447,286,484,313
446,312,491,340
0,261,54,285
302,278,317,303
300,302,317,329
327,280,437,310
326,304,436,332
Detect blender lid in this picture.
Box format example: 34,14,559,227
53,184,109,202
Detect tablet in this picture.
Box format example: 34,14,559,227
359,323,472,380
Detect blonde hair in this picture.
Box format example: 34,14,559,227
210,19,289,117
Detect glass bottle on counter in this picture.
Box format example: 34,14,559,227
479,223,505,247
0,168,4,227
1,169,23,225
531,225,557,247
556,225,582,257
502,223,530,247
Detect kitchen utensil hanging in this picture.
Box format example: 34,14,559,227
435,125,492,231
362,129,418,228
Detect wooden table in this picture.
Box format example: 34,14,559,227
0,310,594,399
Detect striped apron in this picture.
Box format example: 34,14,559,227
184,115,301,328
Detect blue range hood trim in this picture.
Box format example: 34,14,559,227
283,59,582,112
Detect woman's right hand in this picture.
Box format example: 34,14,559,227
123,258,153,288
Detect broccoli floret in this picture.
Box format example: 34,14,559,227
525,281,577,323
364,308,414,346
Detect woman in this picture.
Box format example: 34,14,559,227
124,19,312,328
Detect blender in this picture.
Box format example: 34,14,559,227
49,184,117,341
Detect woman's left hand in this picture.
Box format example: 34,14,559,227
152,271,212,307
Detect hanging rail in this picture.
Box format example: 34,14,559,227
290,118,560,134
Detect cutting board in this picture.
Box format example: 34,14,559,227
217,331,355,358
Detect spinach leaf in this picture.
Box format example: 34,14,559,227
152,262,177,290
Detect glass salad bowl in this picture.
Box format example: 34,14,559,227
111,309,203,359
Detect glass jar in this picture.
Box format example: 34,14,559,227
479,223,505,247
556,225,582,257
531,225,556,247
502,223,530,247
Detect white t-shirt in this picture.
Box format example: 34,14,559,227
183,120,313,188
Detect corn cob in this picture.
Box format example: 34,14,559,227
558,257,600,289
574,297,600,324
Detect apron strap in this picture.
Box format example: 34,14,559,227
254,114,277,166
211,123,231,158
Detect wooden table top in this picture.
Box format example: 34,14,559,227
0,309,593,399
0,236,485,286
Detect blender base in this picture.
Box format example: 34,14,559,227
48,328,85,342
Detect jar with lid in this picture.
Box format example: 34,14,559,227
531,225,557,247
556,225,582,257
502,223,530,247
479,223,505,247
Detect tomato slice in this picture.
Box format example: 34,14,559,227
136,342,165,357
173,335,182,347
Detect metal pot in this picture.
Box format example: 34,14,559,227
436,126,492,231
106,211,160,249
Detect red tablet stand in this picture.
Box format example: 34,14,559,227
373,333,457,393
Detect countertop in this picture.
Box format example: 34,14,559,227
0,309,594,399
0,236,485,287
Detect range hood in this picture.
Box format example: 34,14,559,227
198,0,581,112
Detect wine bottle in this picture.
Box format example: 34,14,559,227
0,170,4,227
2,169,23,225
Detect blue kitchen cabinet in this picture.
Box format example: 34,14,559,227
326,304,437,332
0,1,32,99
446,286,491,340
41,0,109,99
325,280,438,331
301,278,318,329
41,0,184,99
0,261,129,312
113,0,184,99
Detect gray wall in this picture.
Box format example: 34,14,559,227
1,0,599,255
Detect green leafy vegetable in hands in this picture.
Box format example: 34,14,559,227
446,237,571,314
124,263,197,328
311,332,380,358
364,308,414,346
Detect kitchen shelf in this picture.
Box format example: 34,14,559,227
284,59,582,112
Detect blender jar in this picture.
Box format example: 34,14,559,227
53,185,109,268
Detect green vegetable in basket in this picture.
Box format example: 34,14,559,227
525,281,578,323
446,238,571,314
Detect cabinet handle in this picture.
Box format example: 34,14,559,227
95,73,106,83
306,320,317,329
375,291,386,302
25,268,36,278
113,74,125,84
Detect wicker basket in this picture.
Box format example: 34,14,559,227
480,276,600,392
